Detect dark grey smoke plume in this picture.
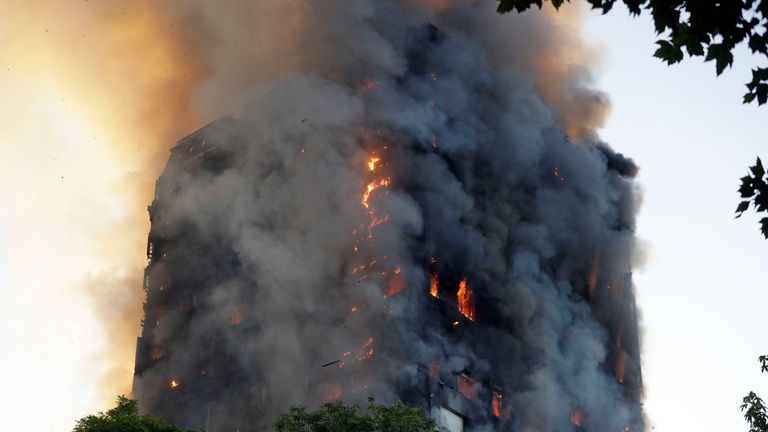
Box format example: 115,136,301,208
133,1,643,431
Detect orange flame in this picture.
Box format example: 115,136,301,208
356,78,377,93
430,269,439,298
324,382,343,401
615,350,628,383
362,178,390,209
368,156,380,172
457,277,475,321
457,374,476,399
358,337,375,360
230,307,245,326
170,379,180,389
388,267,406,295
150,346,165,360
587,253,599,298
570,407,584,427
492,391,503,418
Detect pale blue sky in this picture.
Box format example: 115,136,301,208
584,5,768,431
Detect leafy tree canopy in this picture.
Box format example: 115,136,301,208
73,395,190,432
497,0,768,105
741,356,768,432
274,397,437,432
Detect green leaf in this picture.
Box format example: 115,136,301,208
757,84,768,105
751,158,765,179
736,200,750,215
686,40,705,57
705,43,734,75
654,40,684,64
761,217,768,238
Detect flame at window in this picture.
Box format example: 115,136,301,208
570,407,584,427
430,271,439,298
615,349,628,383
492,391,503,418
457,374,476,399
150,345,165,360
230,307,245,326
457,277,475,321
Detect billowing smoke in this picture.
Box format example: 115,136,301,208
132,1,643,432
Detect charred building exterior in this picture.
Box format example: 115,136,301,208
133,13,643,432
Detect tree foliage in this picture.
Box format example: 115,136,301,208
736,158,768,238
73,396,189,432
497,0,768,105
274,397,437,432
741,356,768,432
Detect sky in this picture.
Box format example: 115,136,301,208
0,3,766,432
583,5,768,431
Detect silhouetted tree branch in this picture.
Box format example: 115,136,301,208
497,0,768,105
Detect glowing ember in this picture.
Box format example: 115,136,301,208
355,78,377,93
457,277,475,321
570,407,584,427
170,379,180,389
369,214,390,229
324,382,343,401
553,166,565,182
492,391,503,418
358,337,375,360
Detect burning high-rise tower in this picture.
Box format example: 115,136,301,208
132,2,643,432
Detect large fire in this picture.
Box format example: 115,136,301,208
457,277,475,321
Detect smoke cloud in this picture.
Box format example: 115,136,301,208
131,1,643,431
